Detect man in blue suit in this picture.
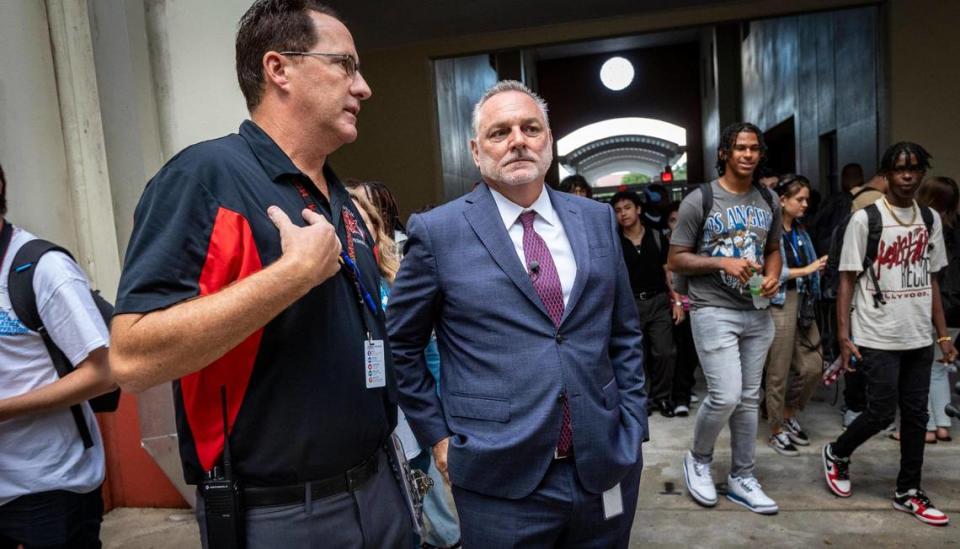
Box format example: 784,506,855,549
387,80,648,548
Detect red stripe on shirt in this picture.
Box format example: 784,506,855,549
180,207,263,472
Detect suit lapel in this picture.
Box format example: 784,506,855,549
463,184,551,321
549,188,590,325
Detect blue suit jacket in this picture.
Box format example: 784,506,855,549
386,183,647,499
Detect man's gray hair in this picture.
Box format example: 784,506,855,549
471,80,550,137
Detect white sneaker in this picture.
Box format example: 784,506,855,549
690,394,700,403
674,404,690,417
726,475,779,515
842,409,861,429
683,450,717,507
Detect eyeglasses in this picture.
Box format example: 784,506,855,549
279,51,360,78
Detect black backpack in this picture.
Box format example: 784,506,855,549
673,181,776,293
2,225,119,449
811,187,882,255
821,203,935,307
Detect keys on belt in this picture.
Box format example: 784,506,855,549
635,291,664,301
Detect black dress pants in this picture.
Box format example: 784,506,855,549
635,293,676,403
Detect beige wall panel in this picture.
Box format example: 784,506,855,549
887,0,960,180
144,0,250,159
0,1,79,253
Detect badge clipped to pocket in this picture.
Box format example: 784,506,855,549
365,338,386,389
602,482,624,520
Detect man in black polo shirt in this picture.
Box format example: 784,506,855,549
109,2,410,547
612,190,683,417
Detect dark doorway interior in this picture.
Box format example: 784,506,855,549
819,130,838,196
762,117,796,176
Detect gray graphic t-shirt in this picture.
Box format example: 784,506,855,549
671,180,782,310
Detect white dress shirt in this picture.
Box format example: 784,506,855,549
489,185,577,307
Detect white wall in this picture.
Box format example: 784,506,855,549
0,1,79,254
144,0,250,160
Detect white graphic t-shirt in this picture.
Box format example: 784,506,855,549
0,225,108,504
840,199,948,350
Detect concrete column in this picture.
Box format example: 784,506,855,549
44,0,121,299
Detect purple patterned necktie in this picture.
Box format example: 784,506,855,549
519,211,573,457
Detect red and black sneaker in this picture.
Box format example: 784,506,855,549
821,443,851,497
893,489,949,526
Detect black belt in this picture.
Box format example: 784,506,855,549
634,291,665,301
242,450,380,508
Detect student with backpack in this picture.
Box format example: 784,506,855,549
0,163,116,547
820,173,890,428
764,175,828,456
669,122,782,515
613,190,682,417
821,142,956,527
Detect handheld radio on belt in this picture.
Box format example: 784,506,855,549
200,386,245,549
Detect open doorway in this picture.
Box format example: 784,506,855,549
762,117,796,176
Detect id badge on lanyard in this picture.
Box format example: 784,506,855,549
365,335,387,389
293,180,386,391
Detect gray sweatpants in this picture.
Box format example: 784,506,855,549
689,306,775,478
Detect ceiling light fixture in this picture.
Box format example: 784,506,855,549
600,57,634,91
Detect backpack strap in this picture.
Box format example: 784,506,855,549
920,205,935,232
692,182,714,253
651,227,663,253
753,182,776,211
862,204,886,308
0,222,13,267
8,240,95,449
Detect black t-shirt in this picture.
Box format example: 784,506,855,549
115,120,396,486
619,228,668,295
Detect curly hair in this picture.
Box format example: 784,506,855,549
348,187,400,283
716,122,768,178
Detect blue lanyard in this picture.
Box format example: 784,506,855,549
292,180,380,319
784,227,803,265
340,251,379,316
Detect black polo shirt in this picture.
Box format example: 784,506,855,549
619,228,669,296
116,120,396,486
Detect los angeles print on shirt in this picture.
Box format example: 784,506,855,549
702,204,774,293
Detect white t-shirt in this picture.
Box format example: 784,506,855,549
0,225,109,505
840,199,948,350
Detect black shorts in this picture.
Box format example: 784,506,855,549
0,486,103,549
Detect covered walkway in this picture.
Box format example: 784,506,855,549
100,382,960,547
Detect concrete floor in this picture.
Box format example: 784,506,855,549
101,385,960,548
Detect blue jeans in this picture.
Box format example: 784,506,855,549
928,328,958,431
689,306,775,478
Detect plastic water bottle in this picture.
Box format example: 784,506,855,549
749,272,769,309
